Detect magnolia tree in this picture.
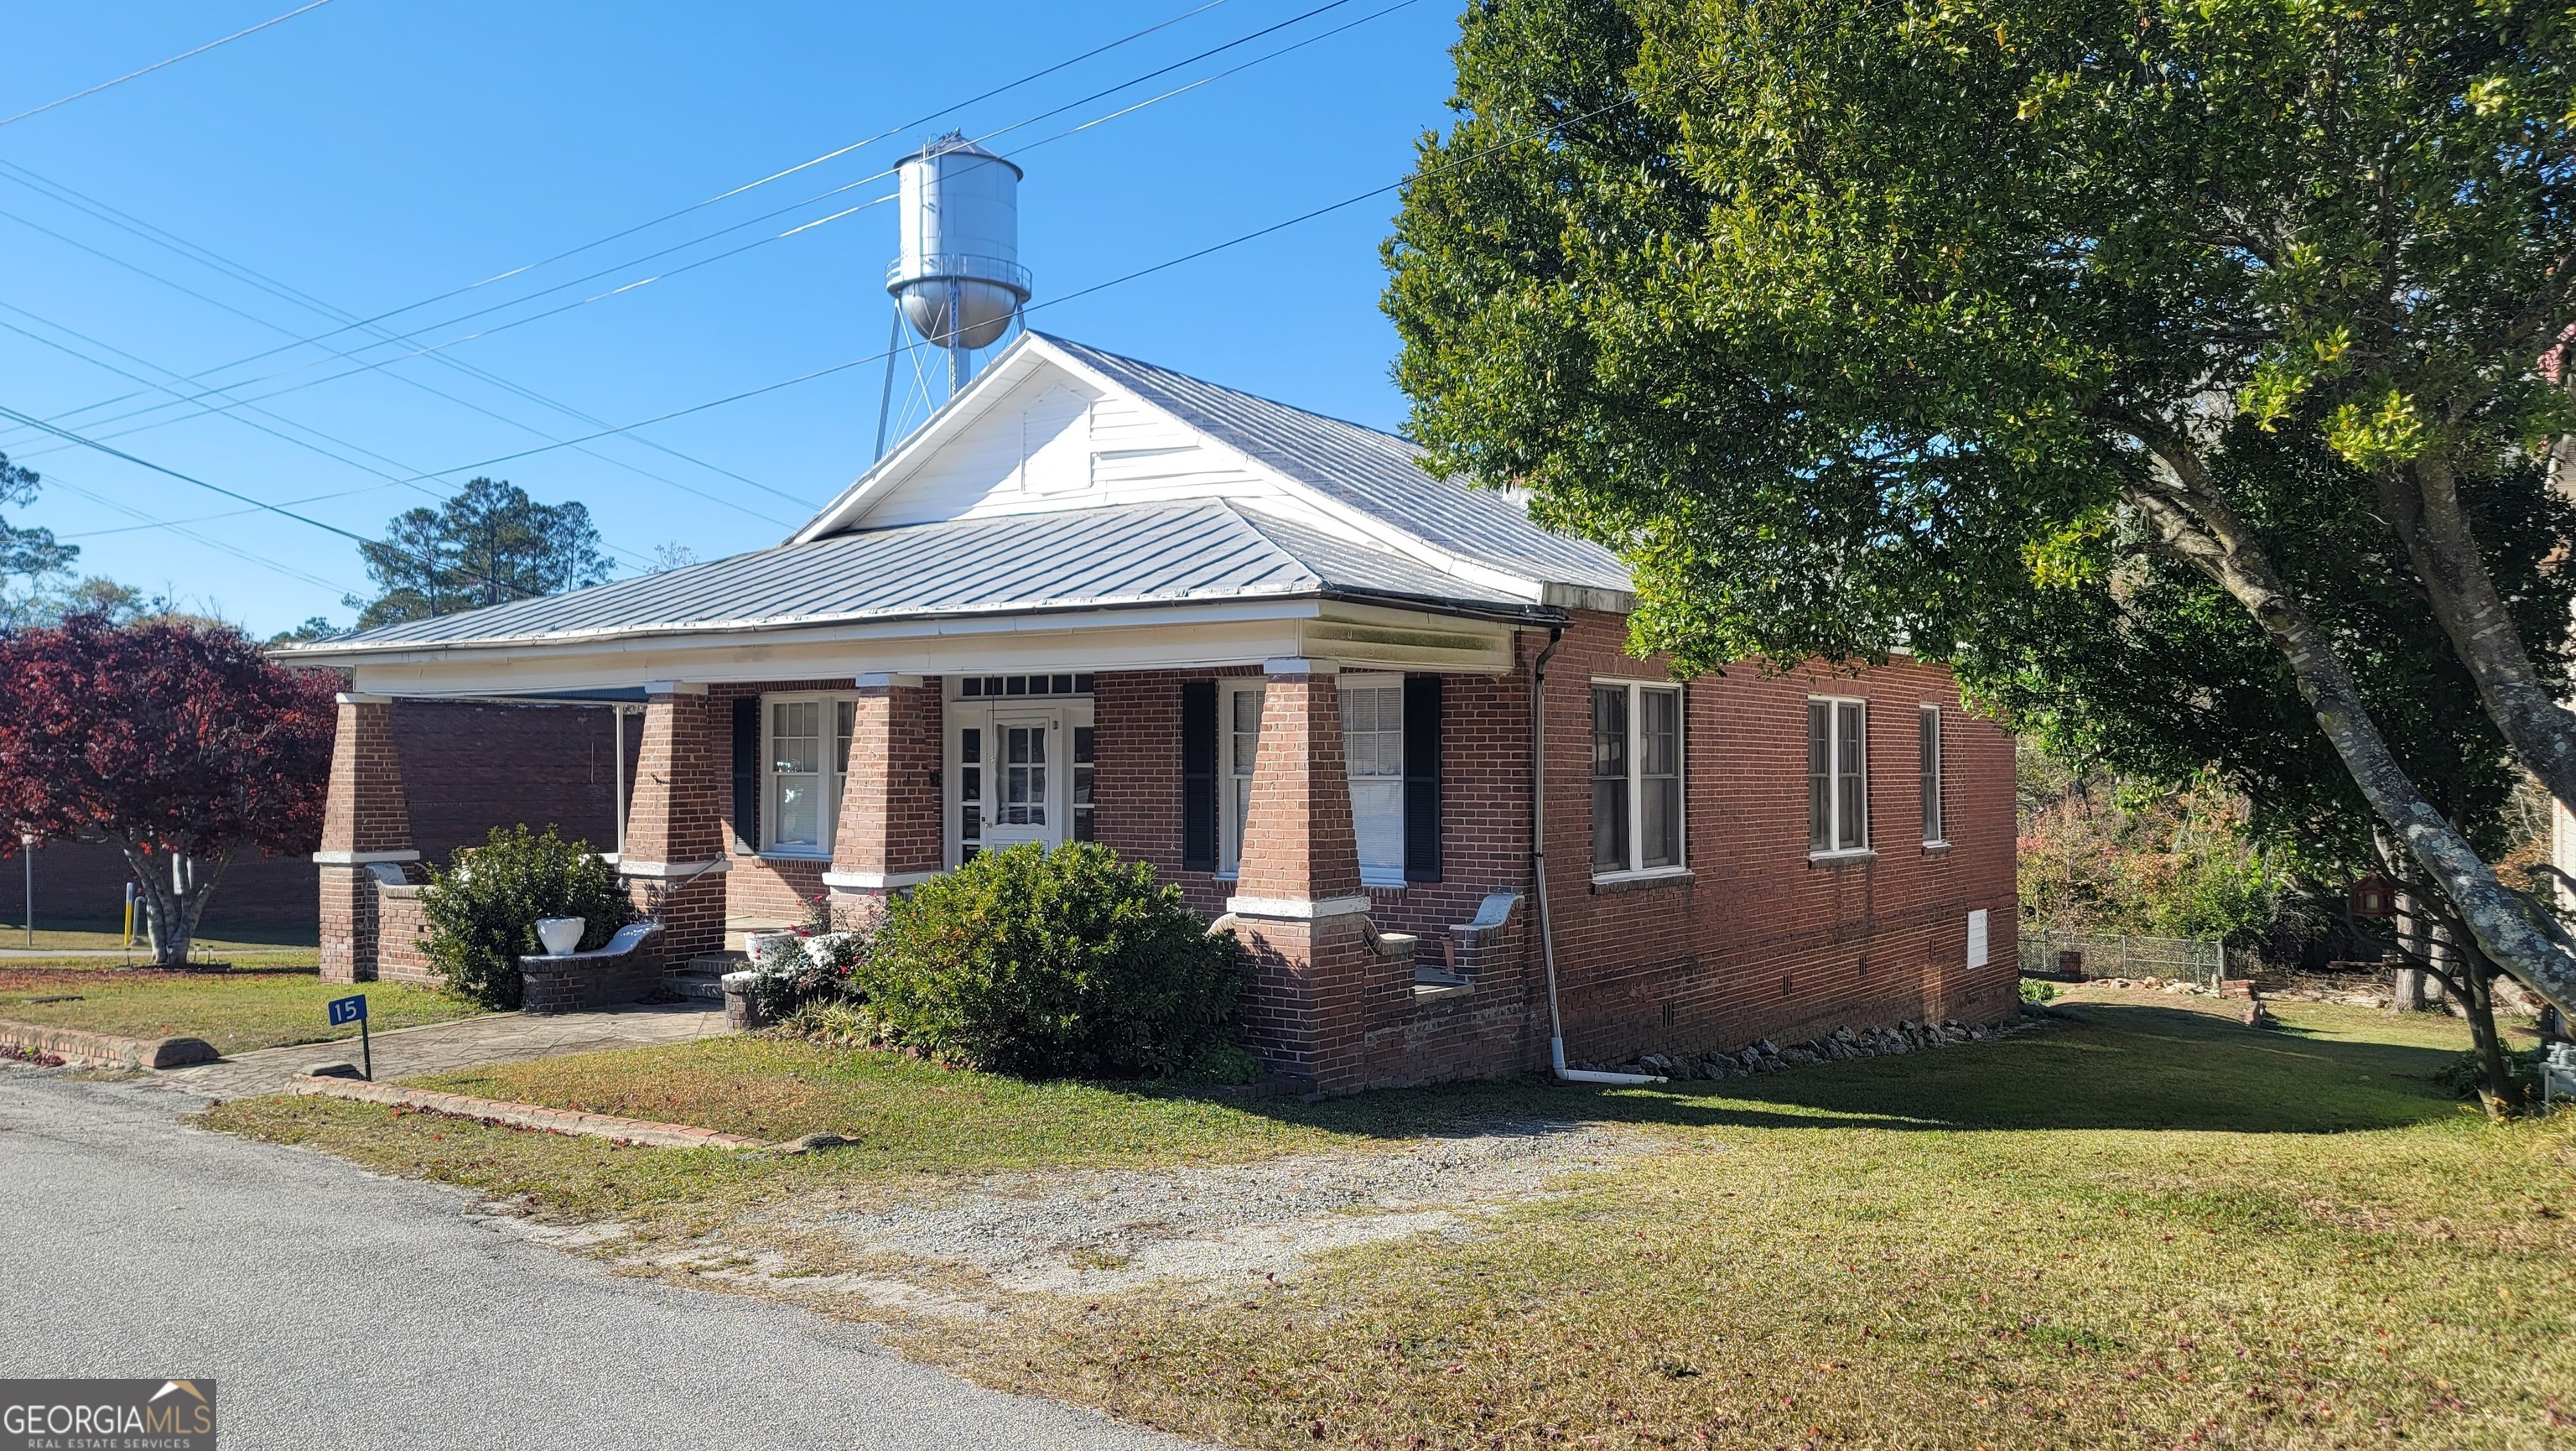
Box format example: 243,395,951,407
1385,0,2576,1017
0,612,337,965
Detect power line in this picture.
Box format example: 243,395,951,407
30,470,356,595
0,403,562,606
379,73,1659,491
0,189,814,521
6,0,1376,449
0,304,677,572
0,0,343,129
0,0,1462,584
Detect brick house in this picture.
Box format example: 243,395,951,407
279,333,2017,1092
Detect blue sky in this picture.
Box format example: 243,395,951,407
0,0,1465,634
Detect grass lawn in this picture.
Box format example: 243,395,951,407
0,917,317,960
201,1034,1572,1220
203,987,2576,1448
0,960,480,1054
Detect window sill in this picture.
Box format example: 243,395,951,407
1921,840,1952,855
757,850,833,863
1361,873,1409,892
1807,849,1877,866
1590,867,1694,895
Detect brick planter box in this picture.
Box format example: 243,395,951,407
519,922,666,1015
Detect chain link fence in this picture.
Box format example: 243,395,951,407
2018,929,2227,987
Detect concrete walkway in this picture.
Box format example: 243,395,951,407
152,1001,729,1099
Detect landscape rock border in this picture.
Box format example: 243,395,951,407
0,1018,216,1069
1582,1014,2047,1082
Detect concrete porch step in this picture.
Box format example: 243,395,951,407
665,954,745,1001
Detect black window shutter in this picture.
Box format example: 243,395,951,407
730,695,760,854
1181,681,1218,871
1403,673,1442,882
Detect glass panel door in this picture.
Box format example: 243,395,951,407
982,708,1061,852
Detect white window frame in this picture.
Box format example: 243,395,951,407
1919,705,1947,847
1218,678,1265,877
1809,695,1871,859
1339,671,1408,889
1590,678,1688,883
760,692,859,859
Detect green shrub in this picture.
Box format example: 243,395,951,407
2020,977,2059,1003
418,824,636,1009
858,841,1247,1078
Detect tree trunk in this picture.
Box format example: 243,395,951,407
2122,477,2576,1018
2458,940,2522,1116
2390,964,2429,1012
114,841,235,967
2378,454,2576,820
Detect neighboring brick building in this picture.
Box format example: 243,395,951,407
3,699,636,939
281,334,2015,1092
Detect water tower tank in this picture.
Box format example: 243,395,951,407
887,133,1031,352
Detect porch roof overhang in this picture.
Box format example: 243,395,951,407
278,501,1560,697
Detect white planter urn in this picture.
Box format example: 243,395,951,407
535,916,586,956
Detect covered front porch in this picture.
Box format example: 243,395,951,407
309,600,1553,1090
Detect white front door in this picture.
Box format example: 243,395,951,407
986,707,1060,851
952,699,1093,863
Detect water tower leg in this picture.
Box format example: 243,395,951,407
947,279,965,395
873,306,904,460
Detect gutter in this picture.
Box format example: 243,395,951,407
275,587,1567,665
1528,624,1665,1088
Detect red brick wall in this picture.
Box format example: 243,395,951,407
1095,628,2013,1090
392,700,636,864
1534,611,2019,1069
377,887,437,982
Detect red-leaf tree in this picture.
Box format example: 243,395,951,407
0,612,337,965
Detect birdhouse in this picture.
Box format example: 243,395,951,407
2350,873,2397,918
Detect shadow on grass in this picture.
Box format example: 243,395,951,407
1196,1001,2471,1142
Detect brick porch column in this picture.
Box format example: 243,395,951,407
621,682,730,961
1227,658,1374,1089
823,673,944,928
314,692,418,984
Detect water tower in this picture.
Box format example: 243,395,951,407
874,133,1032,456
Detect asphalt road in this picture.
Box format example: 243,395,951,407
0,1068,1202,1451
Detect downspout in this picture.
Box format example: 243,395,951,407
1530,625,1664,1087
610,705,629,861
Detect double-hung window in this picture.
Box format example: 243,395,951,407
1919,706,1945,845
1341,673,1405,887
1219,681,1264,874
1592,681,1685,877
1808,698,1869,856
1191,673,1441,883
763,695,855,856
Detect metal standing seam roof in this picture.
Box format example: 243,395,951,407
282,501,1550,654
1036,334,1633,595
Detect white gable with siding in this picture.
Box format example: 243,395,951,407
798,333,1631,608
278,332,1628,697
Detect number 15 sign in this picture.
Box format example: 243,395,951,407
326,993,371,1079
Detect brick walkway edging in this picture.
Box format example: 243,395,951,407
0,1018,217,1069
290,1074,768,1150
